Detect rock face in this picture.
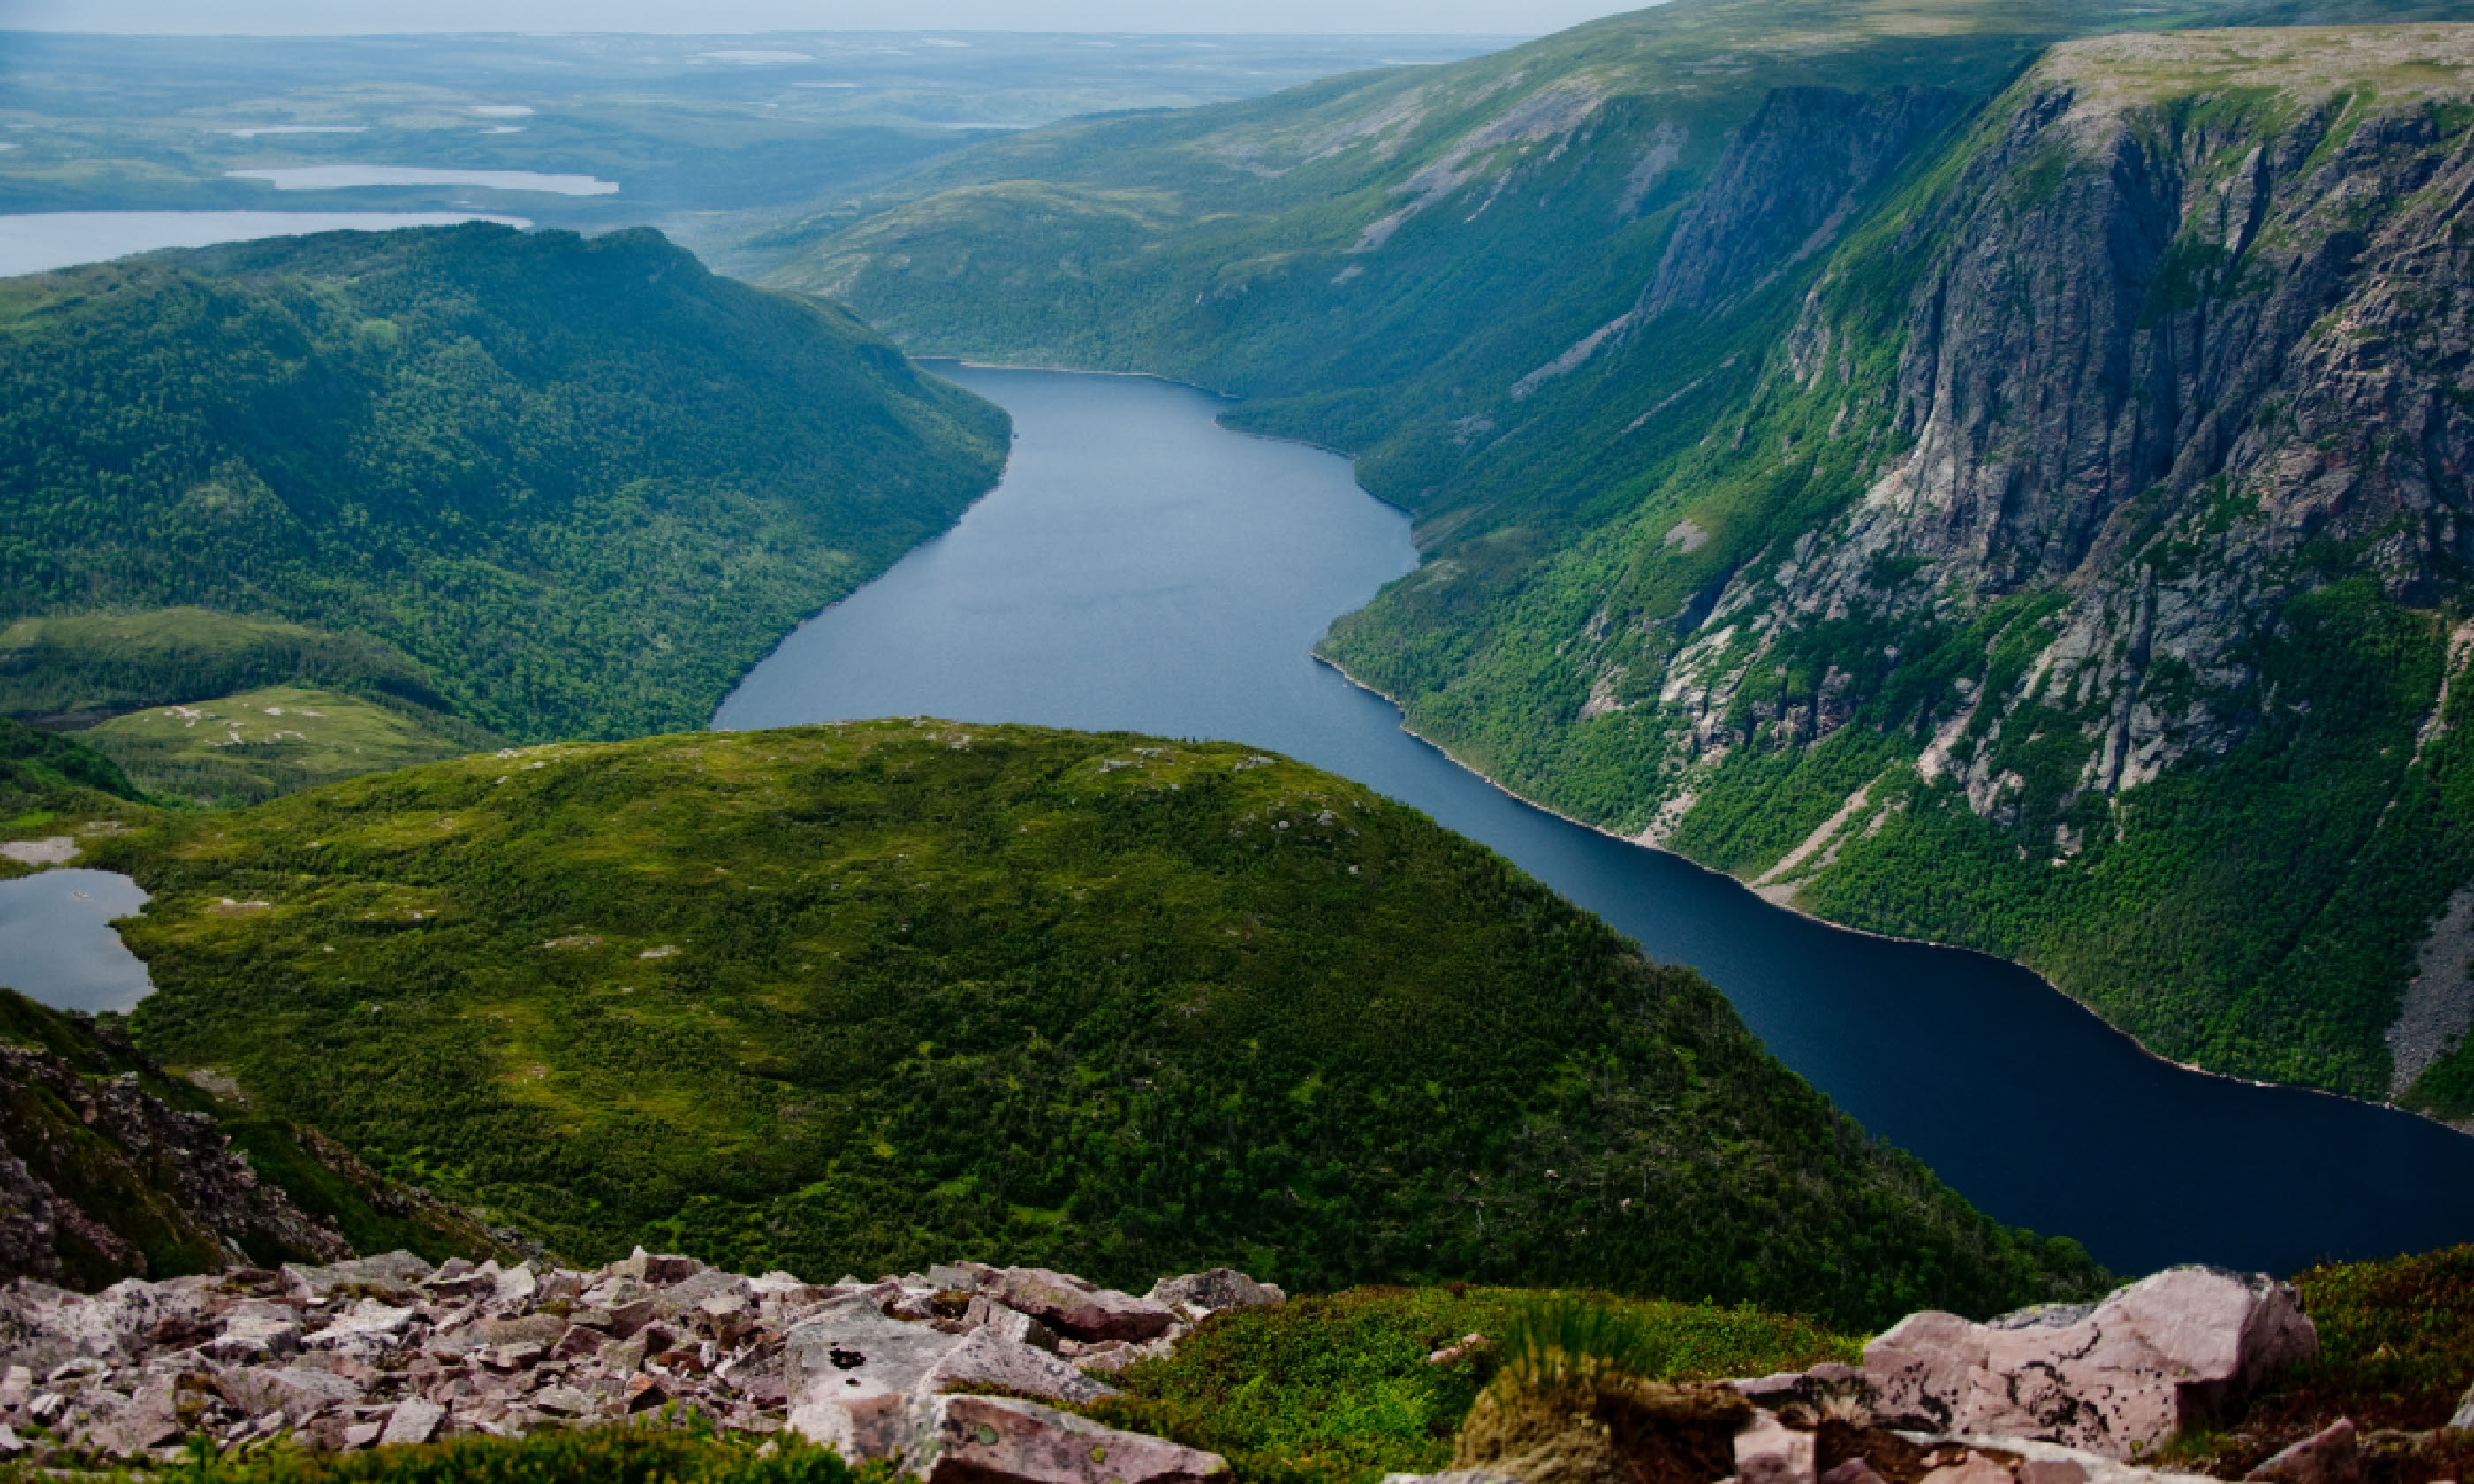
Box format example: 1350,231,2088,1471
0,1252,1267,1465
1312,24,2474,1110
0,1038,352,1290
1634,85,1963,323
1863,1267,2316,1458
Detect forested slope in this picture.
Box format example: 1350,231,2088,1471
95,719,2103,1329
0,223,1008,746
773,4,2474,1123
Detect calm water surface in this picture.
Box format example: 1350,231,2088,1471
722,364,2474,1278
0,211,531,277
226,166,616,195
0,868,154,1014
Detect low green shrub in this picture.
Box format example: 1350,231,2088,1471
1082,1284,1856,1484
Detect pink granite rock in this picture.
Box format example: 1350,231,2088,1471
789,1373,913,1460
1863,1267,2317,1458
916,1328,1119,1406
906,1393,1228,1484
2245,1420,2361,1484
996,1269,1175,1344
1734,1409,1816,1484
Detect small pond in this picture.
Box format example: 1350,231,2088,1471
0,868,154,1014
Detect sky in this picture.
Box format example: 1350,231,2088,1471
0,0,1631,34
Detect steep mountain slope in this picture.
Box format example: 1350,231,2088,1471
1,223,1007,750
772,7,2474,1121
0,988,520,1285
764,0,2441,467
1324,26,2474,1118
92,719,2102,1329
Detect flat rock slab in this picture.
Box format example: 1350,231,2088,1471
286,1252,434,1298
908,1393,1227,1484
997,1268,1174,1344
919,1328,1118,1406
785,1294,968,1395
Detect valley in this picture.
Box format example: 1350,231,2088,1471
780,0,2474,1132
2,2,2474,1478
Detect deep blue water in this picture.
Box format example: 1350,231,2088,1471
717,363,2474,1279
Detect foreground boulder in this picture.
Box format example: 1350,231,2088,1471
1863,1267,2316,1459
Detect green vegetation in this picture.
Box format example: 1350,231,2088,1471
0,610,452,726
101,719,2100,1329
788,0,2474,1109
2167,1242,2474,1479
82,685,494,807
1082,1286,1850,1484
1,223,1007,749
0,716,148,873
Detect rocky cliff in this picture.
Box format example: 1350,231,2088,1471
0,991,516,1290
1322,26,2474,1117
777,0,2474,1117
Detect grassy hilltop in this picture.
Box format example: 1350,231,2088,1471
93,718,2100,1329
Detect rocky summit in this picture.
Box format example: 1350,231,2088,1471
0,1246,2406,1484
0,1246,1280,1476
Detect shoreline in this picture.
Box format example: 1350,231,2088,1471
1307,649,2474,1142
763,355,2474,1146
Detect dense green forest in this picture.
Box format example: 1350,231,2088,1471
779,2,2474,1120
0,223,1008,747
99,719,2101,1329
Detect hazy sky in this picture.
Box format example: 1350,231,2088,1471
0,0,1635,34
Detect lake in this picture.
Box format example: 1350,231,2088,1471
0,210,530,277
226,167,616,196
719,363,2474,1279
0,868,154,1015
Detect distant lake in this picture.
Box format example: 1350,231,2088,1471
0,868,154,1014
227,166,616,196
720,363,2474,1278
0,210,530,277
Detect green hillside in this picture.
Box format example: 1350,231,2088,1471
771,4,2474,1116
95,718,2102,1329
0,223,1007,749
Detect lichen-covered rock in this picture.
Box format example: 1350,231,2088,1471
1145,1269,1286,1320
1863,1267,2316,1458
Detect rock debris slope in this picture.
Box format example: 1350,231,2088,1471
0,1246,1277,1474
